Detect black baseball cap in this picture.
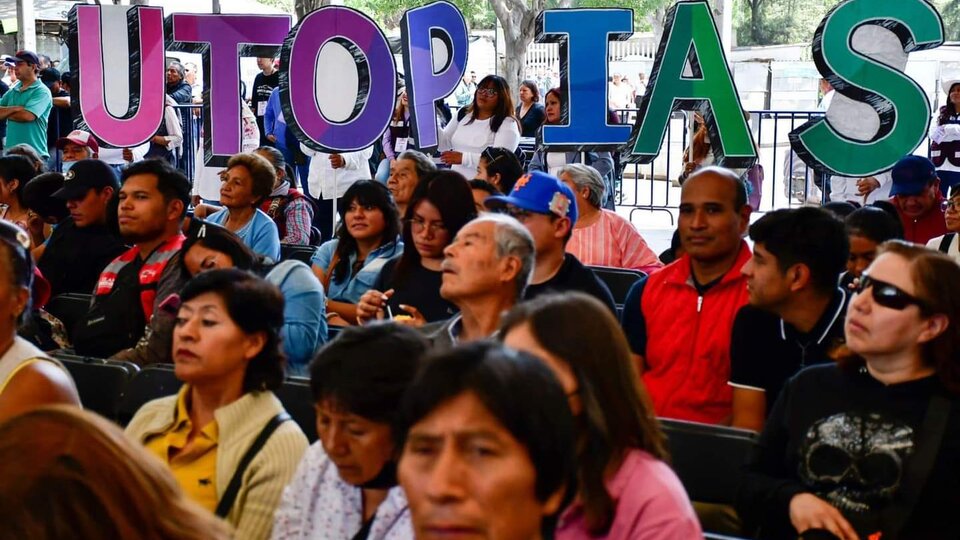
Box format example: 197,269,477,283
13,50,40,66
39,67,61,86
52,159,120,200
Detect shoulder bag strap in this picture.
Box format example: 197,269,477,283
214,411,292,518
320,251,340,292
939,233,955,254
881,394,951,539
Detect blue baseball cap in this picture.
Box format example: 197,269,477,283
486,171,578,225
890,155,938,197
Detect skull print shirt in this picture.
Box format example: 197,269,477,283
737,363,960,540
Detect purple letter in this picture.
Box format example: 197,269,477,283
280,6,395,152
168,14,292,167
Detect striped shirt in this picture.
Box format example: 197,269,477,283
566,210,662,271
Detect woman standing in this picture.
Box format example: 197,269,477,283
738,241,960,539
516,79,546,138
310,180,402,326
930,79,960,195
439,74,521,179
126,269,308,540
501,293,701,539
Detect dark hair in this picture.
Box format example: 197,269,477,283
835,241,960,394
179,269,285,392
254,146,286,177
466,75,517,133
180,220,260,279
544,87,566,126
0,155,37,207
870,199,901,225
394,171,477,285
226,153,276,201
480,147,524,193
0,220,35,323
500,293,667,534
749,207,848,294
519,79,540,103
22,172,69,222
4,144,46,173
822,201,858,219
846,205,903,243
332,181,401,283
469,178,500,196
310,324,428,438
399,342,576,528
939,85,960,124
121,159,191,218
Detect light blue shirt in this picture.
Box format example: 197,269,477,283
310,237,402,303
264,260,327,377
208,208,281,263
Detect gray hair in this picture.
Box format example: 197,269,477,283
474,213,535,299
396,150,436,180
167,61,185,80
559,163,605,209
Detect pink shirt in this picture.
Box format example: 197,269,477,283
567,210,662,272
556,449,701,540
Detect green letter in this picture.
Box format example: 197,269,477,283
623,0,755,168
791,0,944,177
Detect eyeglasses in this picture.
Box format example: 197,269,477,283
407,218,447,234
856,274,929,311
942,200,960,212
476,88,499,97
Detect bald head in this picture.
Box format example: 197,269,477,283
679,166,751,265
685,166,748,211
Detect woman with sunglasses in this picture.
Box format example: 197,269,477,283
738,241,960,540
926,186,960,262
529,88,614,197
356,171,476,326
439,74,521,179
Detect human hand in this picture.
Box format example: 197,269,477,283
393,304,427,327
857,177,880,195
329,154,345,168
440,151,463,165
356,289,394,324
789,493,859,540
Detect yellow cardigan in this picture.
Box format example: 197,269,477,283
126,387,308,540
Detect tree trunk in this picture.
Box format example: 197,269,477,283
647,6,668,44
749,0,762,45
490,0,571,99
294,0,324,20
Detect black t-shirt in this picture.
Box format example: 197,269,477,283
373,257,457,323
46,89,72,147
738,364,960,539
524,253,617,314
38,219,128,298
251,71,280,119
729,288,849,413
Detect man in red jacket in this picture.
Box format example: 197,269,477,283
620,166,752,424
889,155,947,244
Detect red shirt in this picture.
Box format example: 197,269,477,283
894,196,948,245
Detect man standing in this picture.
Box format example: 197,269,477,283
165,61,193,105
0,51,52,159
251,57,279,147
429,213,535,349
38,159,127,297
74,159,190,365
620,166,752,424
488,171,617,313
889,155,948,244
40,67,72,167
730,207,850,431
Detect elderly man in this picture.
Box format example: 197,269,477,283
488,171,617,313
429,213,534,349
0,51,52,159
387,150,436,216
56,130,99,169
559,163,661,272
165,61,192,105
620,166,752,424
889,155,948,244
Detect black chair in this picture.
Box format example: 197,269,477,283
55,354,139,421
117,364,180,426
45,293,93,340
589,266,645,307
276,376,317,443
659,418,758,505
280,244,319,265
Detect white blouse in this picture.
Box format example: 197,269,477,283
439,114,521,179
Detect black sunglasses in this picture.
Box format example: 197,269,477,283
856,274,928,312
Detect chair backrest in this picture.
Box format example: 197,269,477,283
589,266,645,306
280,244,319,265
275,376,318,443
55,354,139,421
659,418,758,505
45,293,93,341
117,364,181,426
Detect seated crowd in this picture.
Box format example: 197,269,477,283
3,72,960,540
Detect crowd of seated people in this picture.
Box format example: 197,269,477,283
6,64,960,540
